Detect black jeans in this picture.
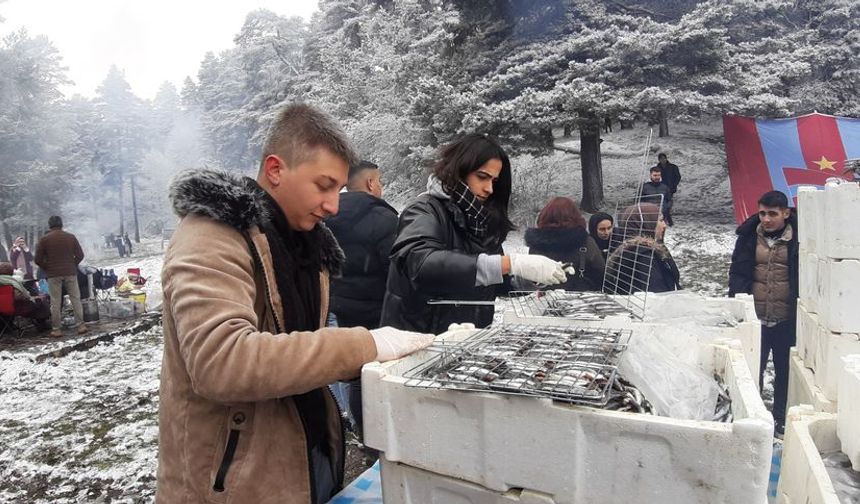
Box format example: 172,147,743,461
759,318,796,425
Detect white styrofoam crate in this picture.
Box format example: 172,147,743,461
811,329,860,401
381,457,562,504
797,185,822,255
797,302,819,368
799,251,821,315
818,258,860,334
503,292,762,386
837,354,860,470
363,328,773,504
788,348,836,414
776,406,842,504
821,182,860,260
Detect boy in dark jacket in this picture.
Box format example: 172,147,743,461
728,190,798,436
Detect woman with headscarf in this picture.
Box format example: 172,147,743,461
525,197,606,291
604,202,680,294
380,134,569,333
588,212,614,257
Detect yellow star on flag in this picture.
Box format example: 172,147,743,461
813,156,837,171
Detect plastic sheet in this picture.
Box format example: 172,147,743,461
618,330,721,420
822,450,860,504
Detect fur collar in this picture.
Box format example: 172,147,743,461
169,169,344,275
608,235,672,263
524,227,589,250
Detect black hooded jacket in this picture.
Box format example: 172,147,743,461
524,227,606,291
325,191,398,328
380,193,506,334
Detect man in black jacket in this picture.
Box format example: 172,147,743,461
728,190,798,437
653,153,681,225
325,160,398,442
639,166,671,223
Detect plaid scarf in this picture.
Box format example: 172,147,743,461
451,180,490,238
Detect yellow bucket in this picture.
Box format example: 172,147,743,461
129,290,146,312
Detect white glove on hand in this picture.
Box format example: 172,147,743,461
370,326,436,362
509,254,568,285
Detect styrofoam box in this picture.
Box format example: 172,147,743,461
799,251,821,315
363,327,773,504
797,303,819,368
776,406,842,504
811,328,860,401
817,258,860,334
821,182,860,260
797,185,822,255
837,354,860,470
788,348,836,414
381,457,563,504
503,292,762,385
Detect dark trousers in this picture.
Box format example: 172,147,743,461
759,318,796,425
664,197,674,226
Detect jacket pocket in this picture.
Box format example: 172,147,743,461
212,429,240,492
212,408,252,494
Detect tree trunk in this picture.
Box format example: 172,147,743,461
131,175,140,243
118,173,125,236
579,117,605,213
658,109,669,137
0,219,12,262
563,124,572,137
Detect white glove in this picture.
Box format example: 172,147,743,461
509,254,569,285
370,326,436,362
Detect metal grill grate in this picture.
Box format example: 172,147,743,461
403,324,632,406
509,290,632,321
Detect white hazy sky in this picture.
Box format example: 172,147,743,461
0,0,319,100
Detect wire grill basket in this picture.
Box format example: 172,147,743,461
404,324,632,406
508,290,633,321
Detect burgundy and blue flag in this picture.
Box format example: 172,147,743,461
724,113,860,223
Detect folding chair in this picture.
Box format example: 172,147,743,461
0,285,23,339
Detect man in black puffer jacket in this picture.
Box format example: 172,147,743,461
326,160,398,329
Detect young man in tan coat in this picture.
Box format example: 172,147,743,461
156,104,434,503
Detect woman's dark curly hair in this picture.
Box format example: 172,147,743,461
432,133,515,240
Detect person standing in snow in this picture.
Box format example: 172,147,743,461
639,166,671,223
380,133,570,334
10,236,35,280
156,104,434,503
34,215,88,337
652,153,681,226
325,159,398,442
728,190,798,437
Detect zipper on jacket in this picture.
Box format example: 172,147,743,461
212,429,241,492
326,386,347,490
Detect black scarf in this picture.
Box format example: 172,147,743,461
589,212,613,253
249,179,334,502
450,180,490,238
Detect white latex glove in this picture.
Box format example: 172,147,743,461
370,326,436,362
509,254,569,285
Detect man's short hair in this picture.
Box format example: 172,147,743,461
657,153,667,160
48,215,63,229
649,166,661,173
348,160,379,181
758,190,789,209
0,262,13,275
260,104,357,170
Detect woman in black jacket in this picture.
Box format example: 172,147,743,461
588,212,614,258
380,134,568,334
604,202,681,294
525,197,606,291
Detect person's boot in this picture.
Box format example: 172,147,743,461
77,324,89,335
50,329,62,337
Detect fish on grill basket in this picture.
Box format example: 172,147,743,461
408,324,631,406
538,292,631,319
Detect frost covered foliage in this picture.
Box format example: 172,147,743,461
509,153,576,226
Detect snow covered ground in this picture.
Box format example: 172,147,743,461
0,121,771,502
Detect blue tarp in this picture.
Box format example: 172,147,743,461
328,461,382,504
